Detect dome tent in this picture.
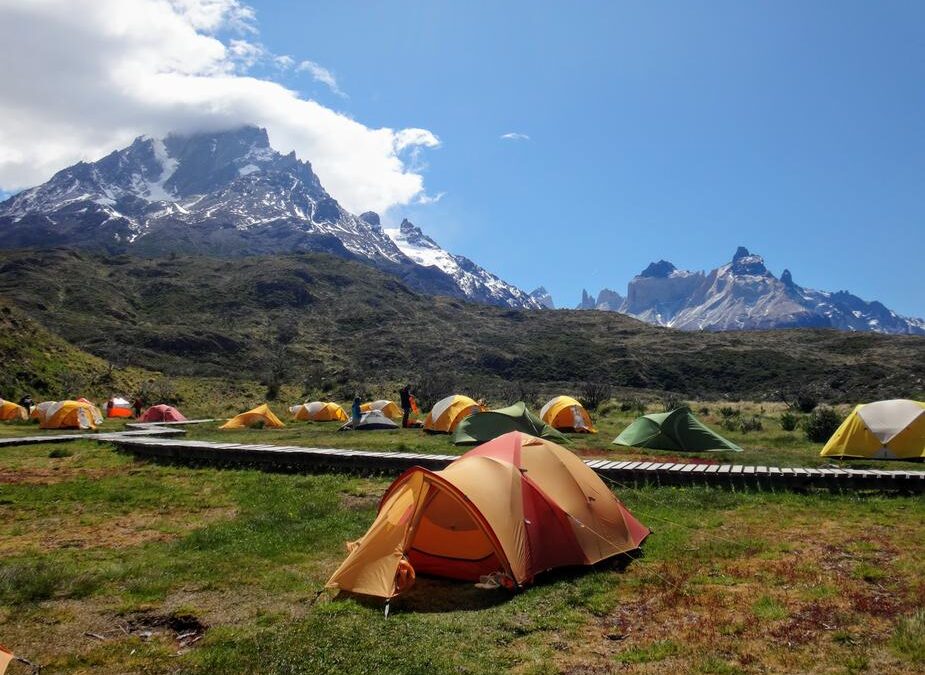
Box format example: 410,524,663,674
424,395,484,433
452,402,568,446
220,404,285,429
820,399,924,460
326,431,649,599
290,401,348,422
339,410,399,431
0,399,28,421
613,407,742,452
540,395,597,433
139,405,187,423
37,400,102,430
361,400,403,419
107,397,133,418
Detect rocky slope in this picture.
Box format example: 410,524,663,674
581,247,925,335
0,126,538,309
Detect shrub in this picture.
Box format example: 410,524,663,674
719,406,739,419
803,407,843,443
620,398,647,414
721,418,739,432
780,411,799,431
739,416,763,433
891,609,925,663
578,382,612,412
48,448,73,458
660,394,688,412
698,406,710,416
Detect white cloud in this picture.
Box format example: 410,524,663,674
296,59,346,97
416,192,446,205
500,132,531,141
0,0,439,215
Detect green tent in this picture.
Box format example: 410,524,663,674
613,407,742,452
452,402,569,446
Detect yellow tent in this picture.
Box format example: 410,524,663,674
326,432,649,599
0,400,28,421
220,403,285,430
540,396,597,433
361,400,402,419
290,401,348,422
37,400,101,430
821,399,925,460
424,395,484,433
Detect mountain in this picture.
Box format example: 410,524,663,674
1,249,923,402
384,219,542,309
581,247,925,335
577,288,625,311
0,125,537,309
529,287,555,309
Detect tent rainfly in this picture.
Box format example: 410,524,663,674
340,410,399,431
326,431,649,599
424,395,484,433
220,404,285,429
139,405,187,423
361,400,403,419
291,401,349,422
0,399,28,421
613,407,742,452
820,399,924,460
540,396,597,433
452,402,569,446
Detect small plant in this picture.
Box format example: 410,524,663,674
779,387,819,413
620,398,647,414
891,609,925,663
660,394,688,412
738,416,763,433
780,411,799,431
578,382,612,412
48,448,73,458
718,406,739,419
803,407,843,443
698,406,710,416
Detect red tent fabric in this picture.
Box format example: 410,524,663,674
139,404,187,423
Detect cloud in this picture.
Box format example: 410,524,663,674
500,132,531,141
296,59,346,97
0,0,439,215
416,191,446,205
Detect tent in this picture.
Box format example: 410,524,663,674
139,404,188,423
340,410,399,431
452,402,568,446
220,404,285,430
326,431,649,599
290,401,348,423
361,400,403,419
424,395,484,433
820,399,925,460
106,397,133,418
540,396,597,433
0,400,27,421
613,407,742,452
38,400,101,430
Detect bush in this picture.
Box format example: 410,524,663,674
48,448,73,458
698,406,710,417
803,407,843,443
579,382,612,412
780,411,799,431
660,394,688,412
620,398,647,415
891,609,925,663
739,416,763,433
719,406,739,419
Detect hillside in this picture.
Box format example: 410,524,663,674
0,249,923,402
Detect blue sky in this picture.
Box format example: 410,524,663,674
248,0,924,315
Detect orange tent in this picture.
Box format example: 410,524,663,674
326,431,649,599
220,404,285,429
0,400,27,421
360,400,403,419
37,400,102,430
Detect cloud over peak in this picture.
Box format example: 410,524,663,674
0,0,439,215
500,132,531,141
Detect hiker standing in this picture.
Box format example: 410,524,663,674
18,394,34,414
106,398,114,418
132,397,143,418
351,396,362,430
400,384,413,428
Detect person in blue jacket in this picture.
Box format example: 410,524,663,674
351,395,362,430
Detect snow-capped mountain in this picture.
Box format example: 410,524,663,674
385,219,542,309
529,287,556,309
0,126,539,309
580,247,925,335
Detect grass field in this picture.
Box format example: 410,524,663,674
0,440,923,674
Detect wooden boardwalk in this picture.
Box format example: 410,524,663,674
110,435,925,493
2,422,921,492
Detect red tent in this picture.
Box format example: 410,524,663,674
139,404,187,423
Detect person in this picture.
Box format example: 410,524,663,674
18,394,34,414
351,395,362,430
400,384,412,428
106,398,114,418
132,397,143,418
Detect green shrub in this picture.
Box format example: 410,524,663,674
719,406,739,419
579,382,612,412
660,394,688,412
739,416,763,433
698,406,710,416
803,407,843,443
48,447,73,458
891,609,925,663
620,398,647,414
780,411,799,431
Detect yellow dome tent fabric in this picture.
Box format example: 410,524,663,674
0,400,28,421
540,395,597,433
38,400,101,430
361,400,402,419
424,395,484,433
290,401,348,422
821,399,925,460
220,403,285,430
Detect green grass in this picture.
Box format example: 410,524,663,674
1,441,922,673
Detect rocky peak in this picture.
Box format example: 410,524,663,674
359,211,380,228
730,246,769,276
781,269,796,287
639,260,677,278
577,289,595,309
529,287,555,309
